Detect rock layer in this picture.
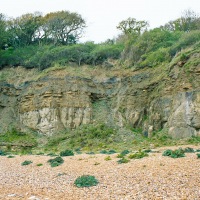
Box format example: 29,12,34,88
0,64,200,138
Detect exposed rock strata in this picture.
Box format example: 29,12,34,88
0,66,200,138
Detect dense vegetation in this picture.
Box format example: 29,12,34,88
0,10,200,154
0,9,199,70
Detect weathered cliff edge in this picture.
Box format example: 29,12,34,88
0,58,200,138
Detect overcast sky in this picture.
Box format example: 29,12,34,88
0,0,199,43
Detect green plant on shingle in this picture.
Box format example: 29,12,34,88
184,147,195,153
74,175,99,188
47,156,64,167
21,160,32,166
143,149,152,153
162,149,173,156
60,149,74,156
100,149,117,154
86,152,95,155
197,154,200,159
117,157,130,164
99,150,108,154
107,149,117,154
117,149,130,158
104,156,111,161
47,152,58,157
7,155,15,158
128,151,148,159
37,163,43,166
162,148,185,158
0,150,7,156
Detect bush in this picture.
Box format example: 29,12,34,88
21,160,32,166
128,151,148,159
197,154,200,159
74,175,99,188
47,156,64,167
60,149,74,156
37,163,43,166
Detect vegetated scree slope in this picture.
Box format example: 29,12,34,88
0,9,200,199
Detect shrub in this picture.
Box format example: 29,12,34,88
37,163,43,166
74,175,99,188
47,156,64,167
21,160,32,166
129,151,148,159
117,157,130,164
60,149,74,156
197,154,200,159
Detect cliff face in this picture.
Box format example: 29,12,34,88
0,55,200,138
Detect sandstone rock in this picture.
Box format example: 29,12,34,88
0,71,199,139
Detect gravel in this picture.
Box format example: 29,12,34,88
0,145,200,200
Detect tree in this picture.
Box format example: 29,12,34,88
117,17,149,35
42,11,86,45
161,9,200,32
7,12,43,47
0,13,8,49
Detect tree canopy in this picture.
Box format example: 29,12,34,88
117,17,149,35
1,10,86,48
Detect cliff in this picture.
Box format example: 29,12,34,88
0,51,200,138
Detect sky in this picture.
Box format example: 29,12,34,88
0,0,199,43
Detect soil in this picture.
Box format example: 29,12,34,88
0,145,200,200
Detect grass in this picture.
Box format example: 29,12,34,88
74,175,99,188
0,129,37,152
